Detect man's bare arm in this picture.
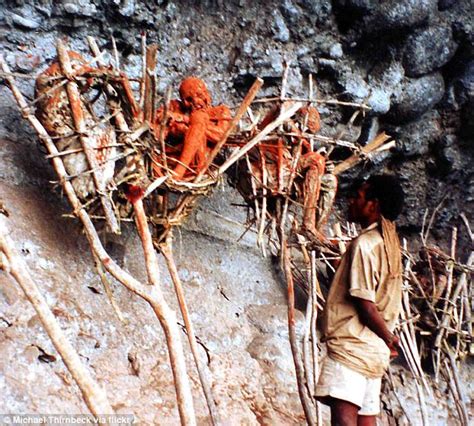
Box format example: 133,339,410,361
353,297,399,355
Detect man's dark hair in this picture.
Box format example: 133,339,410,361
365,174,404,221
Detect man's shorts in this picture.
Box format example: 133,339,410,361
315,355,382,416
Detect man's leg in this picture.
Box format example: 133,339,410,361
357,415,376,426
330,397,359,426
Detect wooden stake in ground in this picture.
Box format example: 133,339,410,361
283,240,316,426
0,215,113,417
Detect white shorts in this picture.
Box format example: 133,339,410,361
315,355,382,416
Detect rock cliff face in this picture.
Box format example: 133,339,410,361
0,0,472,424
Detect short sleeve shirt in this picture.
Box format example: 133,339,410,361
321,223,402,378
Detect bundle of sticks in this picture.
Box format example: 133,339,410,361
392,211,472,425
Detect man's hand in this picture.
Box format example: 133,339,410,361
387,334,400,358
354,297,400,359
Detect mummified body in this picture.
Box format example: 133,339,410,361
151,77,231,181
242,104,337,239
35,51,116,199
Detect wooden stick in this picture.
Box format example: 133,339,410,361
144,44,158,122
443,346,470,425
283,240,316,426
197,77,263,180
303,277,314,399
94,254,127,323
111,36,120,70
158,87,172,172
218,101,304,174
281,60,291,101
56,40,120,234
257,149,268,257
131,197,196,426
139,32,147,110
2,61,196,425
434,227,458,365
160,236,220,426
279,139,303,265
387,368,413,424
423,197,447,244
333,132,392,175
398,333,428,425
252,96,371,110
435,251,474,348
0,216,114,416
310,251,322,426
460,213,474,243
245,154,261,224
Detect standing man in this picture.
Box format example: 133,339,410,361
316,175,405,425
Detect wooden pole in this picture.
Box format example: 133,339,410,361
0,216,114,417
161,236,220,425
283,241,316,426
131,197,196,426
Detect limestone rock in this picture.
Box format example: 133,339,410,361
63,0,98,17
388,73,445,123
403,24,458,77
272,10,290,43
386,111,442,156
10,12,40,30
373,0,437,31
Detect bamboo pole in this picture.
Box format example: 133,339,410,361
139,32,147,110
144,44,158,123
94,255,126,323
245,154,261,224
257,149,268,257
251,96,370,110
303,282,314,398
443,346,469,425
0,216,114,418
279,139,303,265
435,251,474,350
434,227,458,379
